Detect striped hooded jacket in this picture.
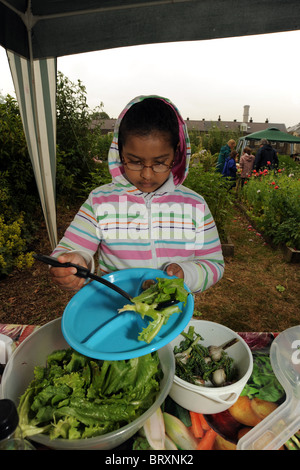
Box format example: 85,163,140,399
52,96,224,293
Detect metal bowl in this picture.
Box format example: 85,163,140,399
1,318,175,450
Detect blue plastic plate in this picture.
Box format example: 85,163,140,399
61,268,194,360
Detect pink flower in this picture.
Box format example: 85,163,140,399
267,161,271,165
271,181,275,185
274,185,279,189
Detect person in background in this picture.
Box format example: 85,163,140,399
239,146,255,186
254,139,278,170
222,150,238,188
49,95,224,295
216,139,236,173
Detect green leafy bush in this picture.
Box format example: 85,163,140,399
56,72,110,198
241,169,300,250
76,134,113,198
188,126,242,156
0,96,40,218
278,154,300,176
201,125,242,155
92,132,113,162
0,96,39,275
77,165,111,199
190,149,218,172
0,214,34,276
185,165,234,242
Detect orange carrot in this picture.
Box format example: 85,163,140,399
198,413,210,431
196,428,217,450
189,411,204,438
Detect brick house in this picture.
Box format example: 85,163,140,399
92,105,290,153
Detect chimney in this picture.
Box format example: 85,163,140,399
243,105,250,123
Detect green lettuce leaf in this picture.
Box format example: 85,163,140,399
17,348,162,440
118,277,189,343
241,352,285,402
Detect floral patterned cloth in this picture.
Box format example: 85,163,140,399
0,323,40,351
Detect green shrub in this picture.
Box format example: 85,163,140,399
278,154,300,176
0,96,40,219
201,125,242,155
0,214,34,276
185,165,234,242
190,149,218,172
241,169,300,250
92,132,113,161
189,130,201,155
0,96,40,275
78,164,111,199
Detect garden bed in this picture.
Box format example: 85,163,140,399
237,163,300,262
237,202,300,263
221,236,234,257
283,245,300,263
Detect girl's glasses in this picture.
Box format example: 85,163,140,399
123,161,173,174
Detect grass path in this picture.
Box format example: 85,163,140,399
194,205,300,332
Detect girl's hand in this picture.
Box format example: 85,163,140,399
49,253,88,291
166,263,184,279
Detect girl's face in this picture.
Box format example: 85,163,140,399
121,132,175,193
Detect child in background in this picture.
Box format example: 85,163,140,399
239,146,255,186
222,150,238,187
49,96,224,294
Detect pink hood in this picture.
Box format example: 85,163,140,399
107,95,191,187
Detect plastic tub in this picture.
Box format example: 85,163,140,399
169,320,253,414
237,325,300,450
1,318,175,450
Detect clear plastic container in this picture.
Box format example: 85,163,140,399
0,399,35,450
237,325,300,450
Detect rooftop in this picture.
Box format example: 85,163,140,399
92,117,287,135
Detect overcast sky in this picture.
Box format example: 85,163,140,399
1,30,300,127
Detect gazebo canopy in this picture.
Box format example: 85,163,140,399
241,127,300,143
1,1,300,61
1,0,300,248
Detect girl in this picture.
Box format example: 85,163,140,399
239,146,255,186
50,96,224,293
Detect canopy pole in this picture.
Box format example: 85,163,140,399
26,9,57,249
7,50,58,250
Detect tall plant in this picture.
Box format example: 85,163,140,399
0,96,36,275
56,72,106,196
185,165,234,242
241,169,300,250
201,124,242,155
0,95,39,219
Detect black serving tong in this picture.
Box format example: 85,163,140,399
33,254,179,311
